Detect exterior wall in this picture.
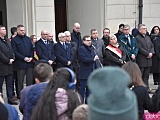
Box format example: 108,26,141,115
6,0,25,36
34,0,55,41
143,0,160,32
67,0,105,37
105,0,139,34
105,0,160,34
6,0,56,41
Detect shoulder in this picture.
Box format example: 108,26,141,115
133,86,148,93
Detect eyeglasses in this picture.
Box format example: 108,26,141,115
141,28,147,30
85,40,91,42
123,29,129,30
42,34,48,35
59,36,65,38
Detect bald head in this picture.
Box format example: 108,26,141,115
73,23,80,33
47,32,53,41
41,30,48,40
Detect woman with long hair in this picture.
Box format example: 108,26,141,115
122,61,154,120
30,68,81,120
150,26,160,85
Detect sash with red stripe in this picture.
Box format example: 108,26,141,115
106,45,122,58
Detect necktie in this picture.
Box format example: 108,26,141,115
44,40,47,44
63,43,66,50
127,35,131,45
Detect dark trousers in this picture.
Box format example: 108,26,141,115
0,74,13,100
140,67,150,87
153,73,160,83
17,68,33,98
79,79,90,104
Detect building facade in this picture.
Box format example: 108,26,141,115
0,0,160,40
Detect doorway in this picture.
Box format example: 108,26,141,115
54,0,67,40
0,0,7,27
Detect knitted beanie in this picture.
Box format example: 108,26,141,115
87,67,138,120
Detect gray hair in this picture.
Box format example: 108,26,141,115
64,31,71,36
138,24,146,30
58,32,65,38
123,24,130,29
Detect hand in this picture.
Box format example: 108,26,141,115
9,59,14,64
131,54,135,60
118,59,124,64
147,53,153,58
48,60,53,65
24,57,30,62
67,61,71,66
94,55,99,61
28,58,33,62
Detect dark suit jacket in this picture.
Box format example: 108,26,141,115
136,34,154,67
35,39,56,62
0,37,14,76
54,42,73,69
11,35,34,70
78,44,95,80
118,33,138,61
71,30,82,47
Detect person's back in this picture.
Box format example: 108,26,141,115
30,68,81,120
20,63,53,120
132,86,153,120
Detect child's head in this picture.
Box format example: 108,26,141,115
72,104,88,120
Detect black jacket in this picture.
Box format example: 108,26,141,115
11,34,34,70
0,37,14,76
136,34,154,67
104,44,126,67
132,86,154,120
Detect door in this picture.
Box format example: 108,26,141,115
0,0,7,27
54,0,67,40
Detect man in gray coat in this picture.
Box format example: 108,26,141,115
91,29,105,68
136,24,154,90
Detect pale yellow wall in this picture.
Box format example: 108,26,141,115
67,0,105,38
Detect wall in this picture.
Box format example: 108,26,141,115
105,0,160,34
67,0,105,37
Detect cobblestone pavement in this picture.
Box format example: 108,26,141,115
1,74,158,120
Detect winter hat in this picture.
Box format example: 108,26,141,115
87,67,138,120
72,104,88,120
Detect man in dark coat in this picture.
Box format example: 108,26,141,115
64,31,80,88
71,23,82,47
102,28,110,47
0,26,18,105
136,24,154,89
35,30,56,66
78,35,99,103
54,32,73,69
11,25,34,99
115,23,124,39
118,24,138,62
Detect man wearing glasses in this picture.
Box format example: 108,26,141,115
78,35,99,103
54,32,73,69
136,24,154,93
118,24,138,62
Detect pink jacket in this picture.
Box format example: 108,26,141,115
55,88,71,120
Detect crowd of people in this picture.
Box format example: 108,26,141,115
0,22,160,120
